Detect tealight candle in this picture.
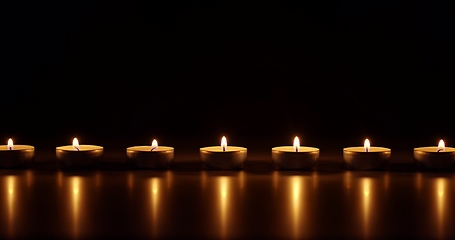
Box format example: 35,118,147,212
55,137,103,169
126,139,174,169
0,138,35,168
271,136,320,170
343,139,391,170
200,136,247,170
414,139,455,170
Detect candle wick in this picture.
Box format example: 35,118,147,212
8,147,12,150
150,147,157,151
222,146,226,152
437,149,443,152
75,146,80,151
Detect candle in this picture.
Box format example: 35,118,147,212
0,138,34,168
343,139,391,170
126,139,174,169
414,139,455,170
271,136,320,170
55,137,103,169
200,136,247,170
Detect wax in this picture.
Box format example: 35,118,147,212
127,145,174,169
414,146,455,170
271,146,319,170
56,139,103,169
343,145,391,170
200,145,247,170
0,142,35,168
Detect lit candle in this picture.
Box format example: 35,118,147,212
126,139,174,169
55,137,103,169
343,139,391,170
0,138,34,168
414,139,455,170
200,136,247,170
271,136,320,170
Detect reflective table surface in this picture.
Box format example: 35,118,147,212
0,150,454,239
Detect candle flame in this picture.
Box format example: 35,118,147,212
7,138,13,150
73,188,79,195
72,138,80,150
151,139,158,151
364,139,370,152
221,136,227,151
437,139,445,152
293,136,300,152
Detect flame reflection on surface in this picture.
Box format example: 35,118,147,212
150,177,159,237
290,176,302,239
219,176,228,239
361,178,371,238
7,176,15,237
71,177,81,239
436,178,447,238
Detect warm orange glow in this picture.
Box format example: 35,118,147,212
219,176,229,238
221,136,227,151
364,139,370,152
152,178,158,194
71,177,80,238
293,136,300,152
7,138,13,150
72,138,80,150
438,189,444,197
151,139,158,151
438,139,445,152
293,178,300,200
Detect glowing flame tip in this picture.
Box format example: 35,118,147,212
7,138,13,150
72,138,80,151
437,139,445,152
151,139,158,151
221,136,227,151
293,136,300,152
364,139,370,152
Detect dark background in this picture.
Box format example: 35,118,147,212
1,0,454,153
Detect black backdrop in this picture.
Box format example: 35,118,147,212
1,0,454,153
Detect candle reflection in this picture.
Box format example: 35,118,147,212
344,171,352,190
7,176,15,237
150,177,159,237
312,172,318,189
26,170,33,188
166,170,173,189
127,171,134,190
201,171,207,189
416,172,422,191
290,176,302,239
58,171,63,188
435,178,446,238
239,171,245,189
219,176,229,239
361,178,371,238
71,177,81,239
273,171,278,190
